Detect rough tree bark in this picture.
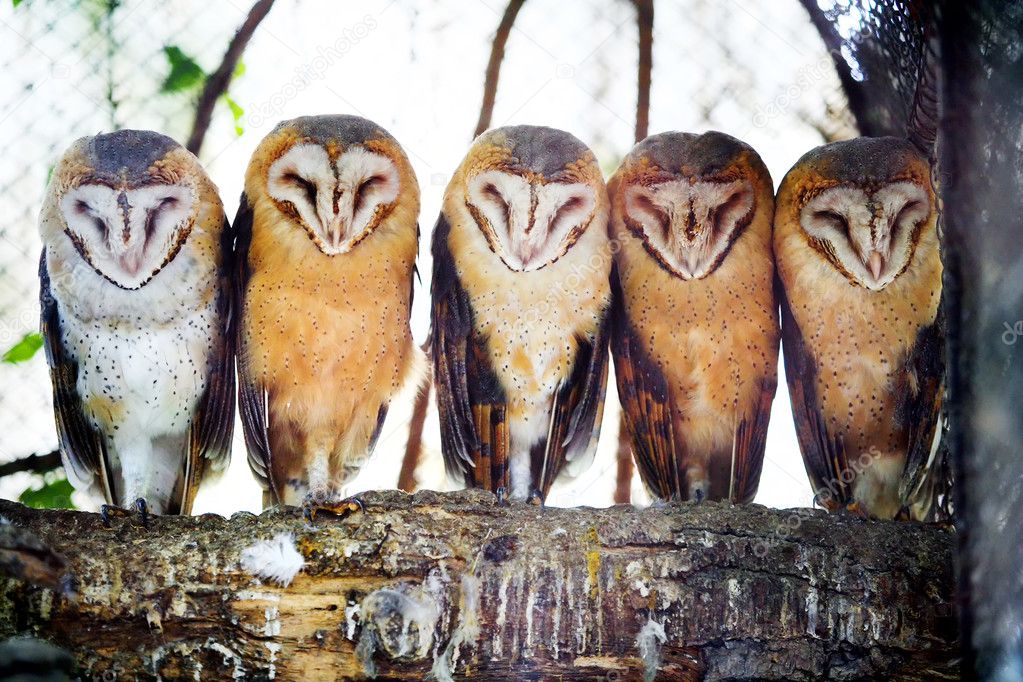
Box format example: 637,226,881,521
0,491,957,680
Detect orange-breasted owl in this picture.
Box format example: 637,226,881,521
608,131,779,503
235,115,422,511
774,137,944,520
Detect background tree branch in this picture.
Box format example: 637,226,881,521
0,491,957,680
0,450,60,479
185,0,277,155
473,0,527,137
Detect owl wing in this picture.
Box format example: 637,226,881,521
777,277,852,508
532,310,610,497
232,193,275,494
176,214,237,514
609,267,688,500
431,214,511,493
896,298,946,515
729,375,776,504
39,252,114,501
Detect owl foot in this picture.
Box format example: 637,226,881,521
495,487,510,507
100,498,150,529
841,501,868,518
527,488,545,507
302,496,364,524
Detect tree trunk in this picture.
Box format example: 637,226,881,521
0,491,957,680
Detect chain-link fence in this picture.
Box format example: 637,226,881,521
0,0,854,512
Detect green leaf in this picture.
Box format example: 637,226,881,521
12,0,24,7
161,45,206,94
233,60,246,79
19,474,76,510
3,332,43,363
223,94,244,137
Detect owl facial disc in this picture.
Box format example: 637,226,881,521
267,143,400,256
59,182,196,290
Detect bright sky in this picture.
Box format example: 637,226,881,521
0,0,852,513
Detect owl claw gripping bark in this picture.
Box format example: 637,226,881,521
100,498,150,529
302,496,365,524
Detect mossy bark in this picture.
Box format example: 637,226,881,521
0,491,958,680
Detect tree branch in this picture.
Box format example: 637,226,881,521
0,491,958,680
632,0,653,143
474,0,527,138
185,0,277,155
0,450,61,479
795,0,869,136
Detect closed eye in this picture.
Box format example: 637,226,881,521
284,172,317,203
892,200,923,231
550,196,584,227
74,201,106,233
354,174,386,214
143,196,182,238
483,182,510,219
633,193,669,238
814,209,849,233
710,190,748,235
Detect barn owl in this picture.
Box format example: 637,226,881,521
39,129,234,521
432,125,611,503
235,115,422,517
609,131,779,503
774,136,944,520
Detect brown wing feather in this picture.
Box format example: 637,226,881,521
177,215,237,514
777,276,851,508
729,377,776,503
232,193,276,496
896,296,946,518
610,267,686,501
532,313,610,499
39,252,114,502
432,214,511,493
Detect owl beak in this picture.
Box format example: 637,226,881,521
683,251,701,275
118,250,143,277
867,250,884,280
326,215,349,249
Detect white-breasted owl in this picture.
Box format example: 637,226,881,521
432,125,612,503
39,130,234,519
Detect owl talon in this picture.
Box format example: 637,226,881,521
527,488,545,507
302,497,365,523
100,504,125,529
100,501,150,529
495,487,509,507
842,501,868,518
135,498,150,529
